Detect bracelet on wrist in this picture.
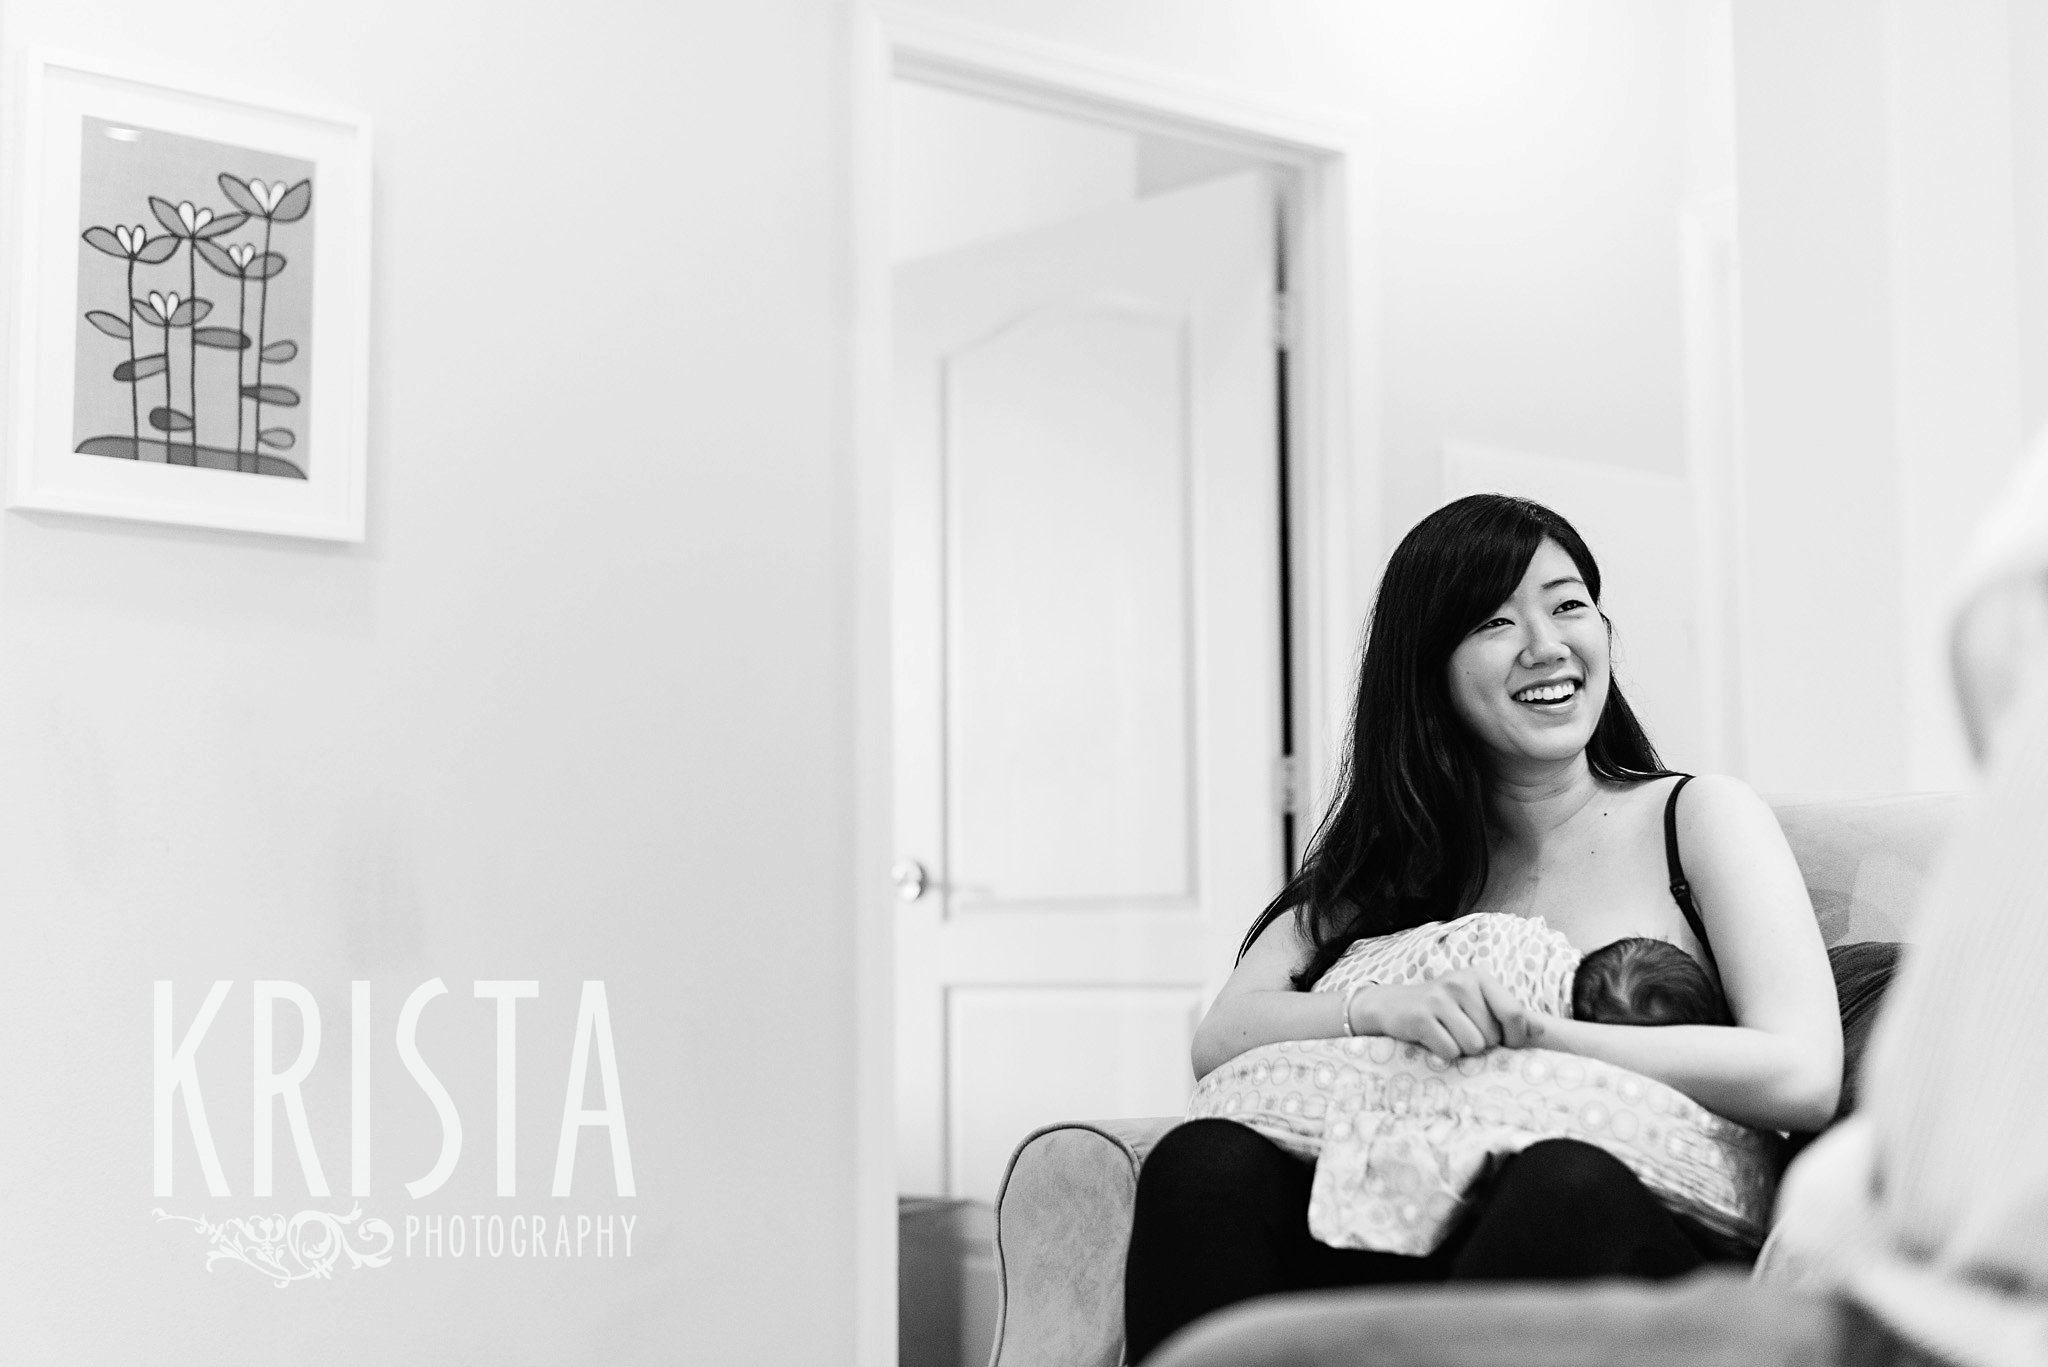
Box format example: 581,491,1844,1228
1340,982,1365,1038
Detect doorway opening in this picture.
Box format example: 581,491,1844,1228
889,78,1297,1367
851,21,1373,1366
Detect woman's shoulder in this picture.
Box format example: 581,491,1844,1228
1588,772,1783,875
1608,771,1771,823
1667,772,1775,823
1660,773,1794,869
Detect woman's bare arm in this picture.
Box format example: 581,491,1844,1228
1531,775,1843,1131
1191,913,1532,1080
1190,914,1343,1078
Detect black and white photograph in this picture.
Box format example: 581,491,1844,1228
2,4,2045,1366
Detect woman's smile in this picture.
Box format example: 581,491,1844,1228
1512,677,1581,707
1447,537,1612,765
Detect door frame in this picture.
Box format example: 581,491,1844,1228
848,10,1380,1361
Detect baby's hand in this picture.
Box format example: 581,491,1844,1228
1354,971,1533,1061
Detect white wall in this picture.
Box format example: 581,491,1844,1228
1371,5,1691,521
1136,136,1259,198
1731,0,2029,794
1886,0,2027,792
0,1,857,1362
1727,1,1911,794
890,81,1258,262
2013,0,2048,443
893,82,1137,261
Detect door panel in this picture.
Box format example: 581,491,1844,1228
946,985,1204,1203
946,306,1196,909
896,170,1282,1202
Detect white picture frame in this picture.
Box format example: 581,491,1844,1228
5,50,370,541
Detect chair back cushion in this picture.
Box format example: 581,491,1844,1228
1769,793,1962,945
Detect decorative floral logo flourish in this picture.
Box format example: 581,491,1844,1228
153,1204,395,1287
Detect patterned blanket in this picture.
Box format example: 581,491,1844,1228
1186,913,1783,1254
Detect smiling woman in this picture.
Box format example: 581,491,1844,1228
1448,539,1611,765
1122,493,1842,1364
1236,495,1672,995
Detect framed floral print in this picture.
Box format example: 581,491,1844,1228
6,51,371,541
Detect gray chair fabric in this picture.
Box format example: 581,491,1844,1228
1142,1270,1945,1367
1770,792,1962,945
985,793,1962,1367
986,1118,1177,1367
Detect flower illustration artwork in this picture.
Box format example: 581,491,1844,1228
70,119,315,478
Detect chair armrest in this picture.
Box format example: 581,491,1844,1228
988,1117,1181,1367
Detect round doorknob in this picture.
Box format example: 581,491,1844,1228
891,858,931,902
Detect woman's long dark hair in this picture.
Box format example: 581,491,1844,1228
1245,494,1667,988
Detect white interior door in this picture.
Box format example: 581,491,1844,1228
893,171,1284,1202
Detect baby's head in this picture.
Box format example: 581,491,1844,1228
1571,937,1730,1027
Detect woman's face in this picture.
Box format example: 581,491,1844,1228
1445,537,1611,772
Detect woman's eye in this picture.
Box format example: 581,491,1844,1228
1554,599,1589,614
1471,616,1511,634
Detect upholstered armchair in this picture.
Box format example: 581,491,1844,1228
981,793,1961,1367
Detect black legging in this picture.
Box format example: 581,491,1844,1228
1124,1118,1722,1365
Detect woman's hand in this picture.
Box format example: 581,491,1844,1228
1352,971,1535,1060
1191,914,1543,1077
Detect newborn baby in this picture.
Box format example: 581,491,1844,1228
1571,936,1731,1027
1307,912,1731,1029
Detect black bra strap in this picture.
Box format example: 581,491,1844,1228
1663,774,1717,975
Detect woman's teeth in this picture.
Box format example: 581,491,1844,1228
1514,681,1576,704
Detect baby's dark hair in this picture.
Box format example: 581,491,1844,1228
1571,937,1730,1027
